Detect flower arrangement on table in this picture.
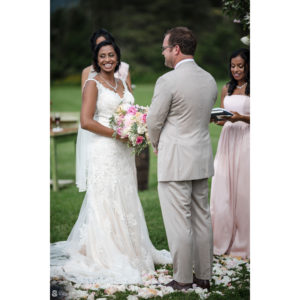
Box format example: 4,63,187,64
109,103,150,155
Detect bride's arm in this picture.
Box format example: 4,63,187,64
80,81,125,140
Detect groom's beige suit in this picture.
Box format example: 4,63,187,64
147,59,217,283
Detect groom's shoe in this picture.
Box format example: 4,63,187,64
193,275,210,291
165,280,192,291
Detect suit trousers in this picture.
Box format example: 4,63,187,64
158,179,213,283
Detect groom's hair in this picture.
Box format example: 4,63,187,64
165,27,197,56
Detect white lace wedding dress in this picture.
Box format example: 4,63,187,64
51,78,172,285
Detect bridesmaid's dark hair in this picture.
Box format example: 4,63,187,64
90,28,115,51
227,48,250,96
93,40,121,73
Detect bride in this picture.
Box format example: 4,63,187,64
50,40,172,285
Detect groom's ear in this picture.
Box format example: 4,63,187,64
174,44,181,55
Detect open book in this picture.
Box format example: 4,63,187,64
211,107,233,121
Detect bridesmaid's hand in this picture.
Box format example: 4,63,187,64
212,119,227,126
227,111,242,123
227,111,250,123
214,120,227,126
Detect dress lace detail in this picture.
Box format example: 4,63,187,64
51,79,172,285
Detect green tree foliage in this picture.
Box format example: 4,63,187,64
51,0,244,83
222,0,250,34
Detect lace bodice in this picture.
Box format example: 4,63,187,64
86,78,134,127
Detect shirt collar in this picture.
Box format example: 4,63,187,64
174,58,194,69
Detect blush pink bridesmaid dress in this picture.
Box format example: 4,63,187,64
210,94,250,259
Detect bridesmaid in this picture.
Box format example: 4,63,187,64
81,28,132,92
210,48,250,259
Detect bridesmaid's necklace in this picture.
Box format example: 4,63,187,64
99,74,118,92
236,82,247,89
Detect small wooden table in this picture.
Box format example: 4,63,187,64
50,127,78,191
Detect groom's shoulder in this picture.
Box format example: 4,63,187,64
156,70,176,85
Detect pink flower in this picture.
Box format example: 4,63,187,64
127,106,137,115
117,119,123,126
117,128,123,136
136,136,144,144
141,114,147,123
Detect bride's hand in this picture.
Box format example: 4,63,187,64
120,137,129,144
116,135,129,144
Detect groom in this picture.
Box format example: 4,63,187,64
147,27,217,291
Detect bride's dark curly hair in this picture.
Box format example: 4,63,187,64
227,48,250,96
93,40,121,73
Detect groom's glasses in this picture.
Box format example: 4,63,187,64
161,45,174,52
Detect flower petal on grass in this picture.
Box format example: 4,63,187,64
51,254,249,299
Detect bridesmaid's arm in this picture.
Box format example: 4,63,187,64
80,81,126,141
126,71,133,93
214,85,228,126
81,66,92,92
227,111,250,124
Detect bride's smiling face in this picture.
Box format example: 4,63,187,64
97,45,117,73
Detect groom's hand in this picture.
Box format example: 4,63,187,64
153,148,158,155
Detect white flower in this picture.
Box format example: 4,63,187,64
127,295,139,300
137,125,146,134
194,287,209,298
144,278,159,286
138,287,159,298
156,269,168,274
221,275,231,286
65,287,88,300
81,283,93,290
214,291,224,295
116,284,126,292
241,35,250,46
121,103,131,111
157,275,172,284
159,285,174,294
87,292,95,300
104,286,118,295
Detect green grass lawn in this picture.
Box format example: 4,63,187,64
50,81,249,299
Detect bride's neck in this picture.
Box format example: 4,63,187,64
99,71,115,81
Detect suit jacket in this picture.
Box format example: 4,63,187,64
147,60,218,182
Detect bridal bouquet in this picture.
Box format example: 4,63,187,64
109,102,150,155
